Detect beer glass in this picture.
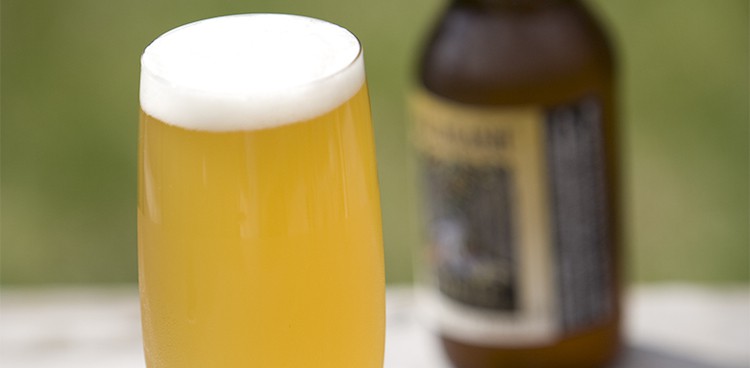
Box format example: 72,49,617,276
137,14,384,367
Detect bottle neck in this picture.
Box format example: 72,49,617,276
455,0,570,8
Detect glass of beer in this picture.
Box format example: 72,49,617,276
137,14,384,367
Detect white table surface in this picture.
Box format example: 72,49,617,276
1,284,748,368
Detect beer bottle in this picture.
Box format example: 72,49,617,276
411,0,621,367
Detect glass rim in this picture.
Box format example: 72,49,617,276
140,13,364,97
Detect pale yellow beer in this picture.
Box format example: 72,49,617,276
137,14,384,368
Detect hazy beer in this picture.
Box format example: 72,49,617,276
138,15,384,367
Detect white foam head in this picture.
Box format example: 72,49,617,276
140,14,365,131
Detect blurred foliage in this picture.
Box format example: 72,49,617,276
1,0,747,285
593,0,749,282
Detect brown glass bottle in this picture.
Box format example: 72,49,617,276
412,0,621,367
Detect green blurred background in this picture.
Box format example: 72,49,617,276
1,0,747,285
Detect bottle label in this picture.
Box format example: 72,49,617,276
412,90,614,346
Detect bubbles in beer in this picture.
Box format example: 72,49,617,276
140,14,364,131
